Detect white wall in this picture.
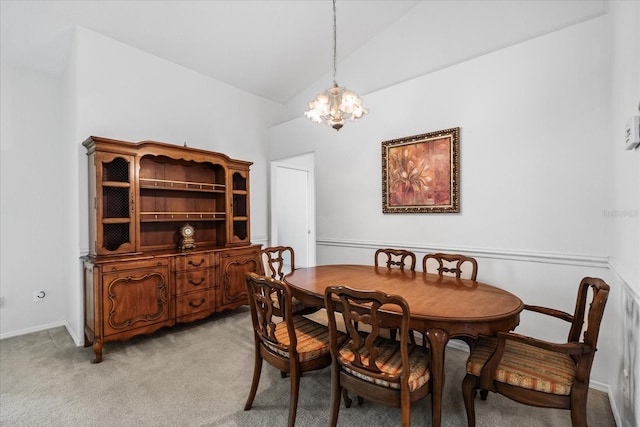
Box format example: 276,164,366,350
607,2,640,426
608,2,640,291
0,65,70,336
0,27,280,342
268,12,615,393
271,15,610,259
276,16,610,256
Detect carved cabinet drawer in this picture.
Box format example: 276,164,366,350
176,289,214,317
176,271,212,294
175,254,211,271
174,251,216,322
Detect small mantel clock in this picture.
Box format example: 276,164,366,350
179,223,196,251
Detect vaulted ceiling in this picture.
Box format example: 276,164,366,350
1,1,605,105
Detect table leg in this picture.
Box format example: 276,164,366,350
425,327,449,427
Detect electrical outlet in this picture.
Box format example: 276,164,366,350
32,290,46,303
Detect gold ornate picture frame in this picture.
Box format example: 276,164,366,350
382,127,460,213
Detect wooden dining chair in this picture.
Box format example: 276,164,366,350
261,245,295,280
422,253,478,280
374,248,417,341
462,276,610,427
375,248,417,271
261,245,316,315
415,253,479,348
324,286,431,427
244,272,342,427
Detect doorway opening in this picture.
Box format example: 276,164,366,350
269,153,316,268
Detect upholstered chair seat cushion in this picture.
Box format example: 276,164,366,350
266,315,343,362
338,336,430,391
467,337,576,395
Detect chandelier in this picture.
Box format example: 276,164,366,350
304,0,367,130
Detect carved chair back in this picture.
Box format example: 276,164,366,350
374,248,416,271
261,246,295,280
422,253,478,281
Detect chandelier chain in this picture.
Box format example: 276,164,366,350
332,0,337,86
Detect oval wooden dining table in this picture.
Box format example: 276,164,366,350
284,264,524,427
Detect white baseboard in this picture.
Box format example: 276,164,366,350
0,320,67,340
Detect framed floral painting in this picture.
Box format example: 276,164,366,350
382,127,460,213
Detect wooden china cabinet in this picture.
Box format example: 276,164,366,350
82,136,261,363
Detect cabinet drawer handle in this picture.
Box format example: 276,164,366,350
188,258,206,267
188,298,206,308
188,277,206,286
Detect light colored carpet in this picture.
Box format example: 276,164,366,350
0,307,616,426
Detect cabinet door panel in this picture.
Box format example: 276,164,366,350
94,152,136,255
218,248,260,309
103,265,170,336
229,170,250,244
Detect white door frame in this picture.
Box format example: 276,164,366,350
270,153,316,268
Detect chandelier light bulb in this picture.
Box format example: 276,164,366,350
304,84,367,130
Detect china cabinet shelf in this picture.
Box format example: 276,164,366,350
140,212,226,222
139,178,225,193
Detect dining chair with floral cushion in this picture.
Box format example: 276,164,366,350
324,285,431,427
244,272,344,427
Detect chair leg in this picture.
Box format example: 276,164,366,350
462,374,478,427
460,333,487,402
570,389,588,427
330,365,342,427
288,362,300,427
390,328,397,341
244,347,263,410
342,388,352,408
457,336,476,352
391,327,420,345
406,329,418,345
400,390,411,427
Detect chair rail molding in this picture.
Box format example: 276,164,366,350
317,238,609,269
